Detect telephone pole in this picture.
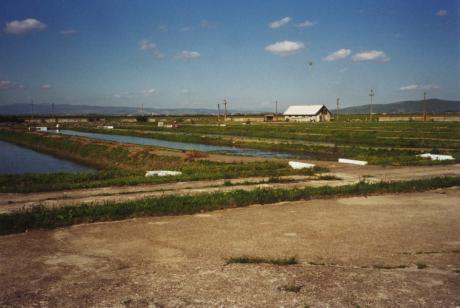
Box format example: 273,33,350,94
30,99,34,121
423,92,427,121
336,97,340,121
275,100,278,121
217,103,221,122
223,99,228,121
369,89,374,121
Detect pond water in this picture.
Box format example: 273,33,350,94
0,140,95,175
59,130,297,159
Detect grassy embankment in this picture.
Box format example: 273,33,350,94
0,129,323,193
120,120,460,149
73,121,460,165
0,176,458,235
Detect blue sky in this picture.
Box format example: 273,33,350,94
0,0,459,111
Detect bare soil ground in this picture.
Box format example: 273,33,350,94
1,164,458,213
1,188,459,307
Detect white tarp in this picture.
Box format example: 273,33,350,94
145,170,182,177
417,153,454,161
288,161,315,169
338,158,368,166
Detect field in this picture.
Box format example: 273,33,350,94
72,119,460,165
0,117,459,306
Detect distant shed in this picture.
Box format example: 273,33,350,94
283,105,331,122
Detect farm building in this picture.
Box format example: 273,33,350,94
283,105,332,122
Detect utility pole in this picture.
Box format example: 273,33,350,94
336,97,340,121
275,100,278,121
51,103,55,116
423,92,427,121
223,99,228,121
141,103,144,115
30,99,34,121
369,89,374,121
217,103,221,122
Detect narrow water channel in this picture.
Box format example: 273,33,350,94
59,130,297,159
0,140,95,174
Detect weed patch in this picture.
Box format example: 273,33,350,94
226,256,298,266
279,284,302,293
0,176,458,234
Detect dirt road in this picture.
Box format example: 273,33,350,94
1,164,458,213
1,188,459,307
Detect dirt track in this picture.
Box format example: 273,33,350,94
1,188,459,307
1,164,458,213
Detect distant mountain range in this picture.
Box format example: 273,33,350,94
332,99,460,114
0,99,459,116
0,104,220,116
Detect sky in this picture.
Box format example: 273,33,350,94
0,0,459,111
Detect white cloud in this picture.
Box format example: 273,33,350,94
60,29,77,35
143,88,156,96
41,84,51,89
115,88,157,98
200,20,210,28
400,84,440,91
139,39,156,50
174,50,200,60
436,9,448,16
158,25,168,32
181,89,190,94
0,80,24,90
323,48,351,61
113,91,133,99
269,17,291,29
265,40,305,56
4,18,46,35
351,50,390,62
180,26,192,32
139,40,164,58
297,20,316,28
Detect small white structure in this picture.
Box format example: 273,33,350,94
417,153,454,161
103,125,114,129
338,158,368,166
283,105,331,122
158,121,164,127
35,127,48,132
145,170,182,177
288,161,315,169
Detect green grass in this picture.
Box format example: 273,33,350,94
0,161,321,193
0,176,458,235
226,256,298,266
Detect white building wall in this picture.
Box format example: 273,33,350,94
285,115,320,122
